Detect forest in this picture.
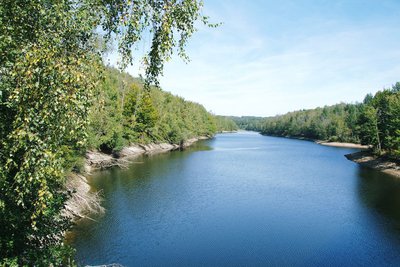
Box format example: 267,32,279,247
229,84,400,159
87,67,219,154
59,66,235,173
1,61,236,265
0,0,232,265
214,115,239,132
229,116,265,131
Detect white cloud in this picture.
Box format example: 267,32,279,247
112,0,400,117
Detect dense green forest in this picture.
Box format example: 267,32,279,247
0,0,219,265
227,84,400,159
214,116,239,132
260,102,362,143
87,67,219,154
230,116,265,131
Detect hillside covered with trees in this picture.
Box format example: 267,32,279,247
261,103,361,143
87,67,219,154
214,116,239,132
230,116,266,131
0,0,222,265
229,84,400,159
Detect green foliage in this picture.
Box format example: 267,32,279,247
97,0,217,86
230,116,266,131
259,103,361,143
88,68,125,153
252,84,400,160
357,105,380,150
215,116,239,132
1,0,212,264
358,85,400,157
151,94,217,143
134,91,159,137
87,67,217,152
1,1,100,264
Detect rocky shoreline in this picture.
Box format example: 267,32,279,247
65,136,210,221
345,151,400,178
85,137,208,172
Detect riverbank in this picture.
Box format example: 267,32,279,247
73,131,400,266
218,130,239,133
85,136,209,172
65,136,210,221
261,133,369,149
64,173,104,221
316,141,370,149
345,151,400,178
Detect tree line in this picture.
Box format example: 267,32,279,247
214,116,239,132
228,116,265,131
228,84,400,159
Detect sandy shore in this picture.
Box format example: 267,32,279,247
317,141,370,149
345,151,400,178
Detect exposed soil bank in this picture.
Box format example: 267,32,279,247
65,136,210,221
317,141,370,149
85,137,209,172
345,151,400,178
64,173,104,221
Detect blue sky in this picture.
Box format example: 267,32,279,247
122,0,400,116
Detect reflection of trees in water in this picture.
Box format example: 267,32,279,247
357,167,400,228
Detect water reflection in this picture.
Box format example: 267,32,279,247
357,167,400,229
72,133,400,266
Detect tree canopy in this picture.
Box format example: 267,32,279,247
0,0,213,264
87,67,218,154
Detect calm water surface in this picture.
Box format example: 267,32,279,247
71,132,400,266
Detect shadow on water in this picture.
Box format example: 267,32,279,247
357,166,400,232
68,140,213,240
71,134,400,266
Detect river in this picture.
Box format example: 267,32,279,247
71,132,400,266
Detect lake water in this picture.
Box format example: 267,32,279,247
71,132,400,266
